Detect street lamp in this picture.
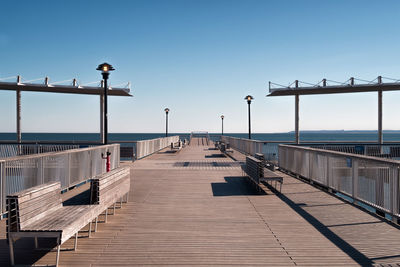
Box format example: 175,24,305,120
245,95,254,139
97,62,115,145
164,108,170,137
221,115,224,136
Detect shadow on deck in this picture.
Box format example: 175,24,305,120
211,176,263,197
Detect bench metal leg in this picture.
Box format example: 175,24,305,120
113,203,116,215
125,192,129,203
95,216,98,232
105,208,108,223
55,237,60,267
88,222,92,237
120,197,123,208
74,233,78,250
34,237,39,249
9,236,15,266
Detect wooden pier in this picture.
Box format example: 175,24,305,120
1,138,400,266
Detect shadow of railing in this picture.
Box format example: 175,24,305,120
277,192,373,265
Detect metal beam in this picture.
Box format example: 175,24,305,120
0,81,132,96
268,83,400,96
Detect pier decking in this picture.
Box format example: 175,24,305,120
1,139,400,266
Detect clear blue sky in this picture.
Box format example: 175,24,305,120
1,0,400,133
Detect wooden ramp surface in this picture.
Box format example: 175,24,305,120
1,145,400,266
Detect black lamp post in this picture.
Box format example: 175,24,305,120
245,95,254,139
221,115,224,136
164,108,170,137
97,62,115,145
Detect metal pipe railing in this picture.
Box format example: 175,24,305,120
0,144,120,218
135,136,179,160
221,135,400,164
279,144,400,221
0,144,80,158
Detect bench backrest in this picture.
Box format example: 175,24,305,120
246,156,264,184
6,182,62,232
90,166,130,205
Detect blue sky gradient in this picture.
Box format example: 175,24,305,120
1,0,400,133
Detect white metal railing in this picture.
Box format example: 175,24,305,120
135,136,179,159
0,144,79,158
221,136,263,156
307,143,400,159
279,144,400,220
0,144,120,218
220,136,286,162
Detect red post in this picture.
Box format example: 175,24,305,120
102,151,112,172
106,154,111,172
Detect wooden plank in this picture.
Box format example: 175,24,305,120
8,182,60,203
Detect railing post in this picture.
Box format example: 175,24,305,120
390,166,398,223
327,156,332,192
39,157,44,185
308,151,312,183
0,162,3,217
352,158,358,203
67,153,71,188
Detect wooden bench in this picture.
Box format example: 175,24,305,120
90,166,130,224
6,166,130,266
255,153,277,171
218,142,233,154
242,156,283,192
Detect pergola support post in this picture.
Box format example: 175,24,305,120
378,90,383,144
378,76,383,145
100,81,105,144
295,80,299,144
16,75,21,143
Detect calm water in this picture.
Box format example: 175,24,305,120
1,131,400,143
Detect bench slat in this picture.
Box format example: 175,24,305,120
8,182,60,203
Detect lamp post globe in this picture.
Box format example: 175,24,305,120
97,63,115,145
164,108,170,137
244,95,254,139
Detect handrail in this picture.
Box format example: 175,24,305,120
280,144,400,165
278,144,400,221
0,144,106,162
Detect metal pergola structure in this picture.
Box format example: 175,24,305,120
0,76,132,143
267,76,400,144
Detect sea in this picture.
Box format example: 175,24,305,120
1,131,400,143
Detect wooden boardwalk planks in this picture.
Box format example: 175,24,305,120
0,144,400,265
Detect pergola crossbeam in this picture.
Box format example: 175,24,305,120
0,75,132,143
267,76,400,144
